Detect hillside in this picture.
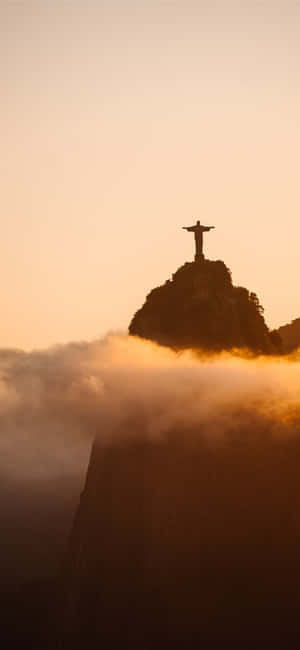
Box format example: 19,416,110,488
277,318,300,353
130,259,276,353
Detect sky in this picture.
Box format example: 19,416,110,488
1,0,300,350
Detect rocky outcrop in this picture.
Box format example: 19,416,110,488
277,318,300,353
129,260,275,353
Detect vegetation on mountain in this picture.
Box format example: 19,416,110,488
277,318,300,353
129,260,278,354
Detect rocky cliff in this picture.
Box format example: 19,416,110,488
60,433,300,647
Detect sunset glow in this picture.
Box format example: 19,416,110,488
1,1,300,348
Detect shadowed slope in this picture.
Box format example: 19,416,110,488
60,431,300,647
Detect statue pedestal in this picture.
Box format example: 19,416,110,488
195,253,205,263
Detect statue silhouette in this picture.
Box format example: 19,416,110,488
183,220,215,261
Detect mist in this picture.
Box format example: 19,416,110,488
1,333,300,580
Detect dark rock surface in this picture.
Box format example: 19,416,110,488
129,260,275,353
60,433,300,647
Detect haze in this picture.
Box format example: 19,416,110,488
1,1,300,349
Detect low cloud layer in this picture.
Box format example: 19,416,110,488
1,334,300,580
1,334,300,483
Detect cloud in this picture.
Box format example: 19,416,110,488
1,334,300,580
0,334,300,483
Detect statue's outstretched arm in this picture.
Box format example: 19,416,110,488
182,226,194,231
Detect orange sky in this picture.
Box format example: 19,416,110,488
1,1,300,349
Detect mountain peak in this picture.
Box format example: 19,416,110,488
129,259,276,353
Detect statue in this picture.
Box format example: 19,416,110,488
183,220,215,261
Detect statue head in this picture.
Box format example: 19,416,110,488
196,220,200,225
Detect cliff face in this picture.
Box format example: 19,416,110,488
129,260,274,353
61,434,300,647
